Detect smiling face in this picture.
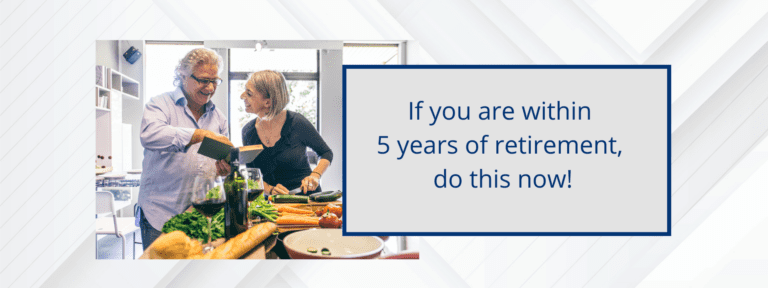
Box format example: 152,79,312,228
240,83,271,117
181,63,219,109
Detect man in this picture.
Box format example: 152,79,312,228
138,48,232,250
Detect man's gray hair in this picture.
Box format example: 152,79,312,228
173,48,223,87
247,70,290,119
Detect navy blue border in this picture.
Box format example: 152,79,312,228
342,65,672,237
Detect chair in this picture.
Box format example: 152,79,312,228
95,191,140,259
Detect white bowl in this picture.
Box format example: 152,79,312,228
283,229,384,259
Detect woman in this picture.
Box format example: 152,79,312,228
240,70,333,195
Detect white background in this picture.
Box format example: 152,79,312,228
346,68,668,233
2,0,768,287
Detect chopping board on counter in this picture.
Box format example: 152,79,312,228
306,200,342,207
276,224,320,233
307,199,342,205
271,200,342,233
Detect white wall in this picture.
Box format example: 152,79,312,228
95,40,145,171
118,40,145,170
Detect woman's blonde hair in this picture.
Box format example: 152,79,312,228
247,70,290,119
173,48,223,87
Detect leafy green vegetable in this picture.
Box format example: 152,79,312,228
205,186,221,199
210,208,224,240
248,196,279,222
247,179,260,190
161,208,225,243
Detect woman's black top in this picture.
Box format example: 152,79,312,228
242,111,333,192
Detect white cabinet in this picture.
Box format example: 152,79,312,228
96,66,141,173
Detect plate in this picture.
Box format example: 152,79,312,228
127,169,142,174
283,229,383,259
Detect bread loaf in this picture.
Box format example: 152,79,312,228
203,222,277,259
146,231,203,259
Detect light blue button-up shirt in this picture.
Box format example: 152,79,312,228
138,87,228,231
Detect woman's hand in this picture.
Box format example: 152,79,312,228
300,173,320,194
215,159,230,177
268,183,290,195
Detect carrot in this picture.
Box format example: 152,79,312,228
276,215,319,225
273,204,304,208
278,214,318,220
276,206,314,214
279,212,315,217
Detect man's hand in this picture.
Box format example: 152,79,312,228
215,159,230,177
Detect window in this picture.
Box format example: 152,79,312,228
144,42,204,104
228,48,319,147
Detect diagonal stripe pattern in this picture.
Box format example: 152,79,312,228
0,0,766,287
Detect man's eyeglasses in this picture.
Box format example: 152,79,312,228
190,74,223,86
